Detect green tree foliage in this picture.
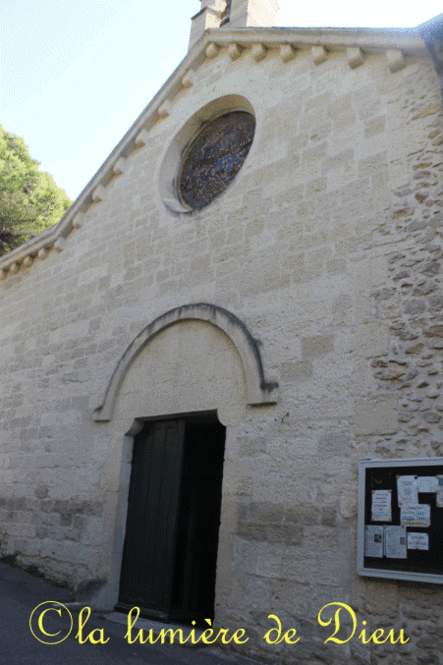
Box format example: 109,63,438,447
0,125,72,256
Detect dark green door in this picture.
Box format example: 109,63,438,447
118,417,225,623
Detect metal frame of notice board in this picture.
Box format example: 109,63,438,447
357,457,443,584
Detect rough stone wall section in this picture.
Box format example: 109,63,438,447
371,62,443,455
357,62,443,665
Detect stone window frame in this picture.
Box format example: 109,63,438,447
159,94,255,214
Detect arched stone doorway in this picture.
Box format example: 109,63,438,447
93,304,278,616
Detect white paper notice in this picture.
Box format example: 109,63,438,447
401,504,431,527
407,532,429,550
397,475,418,506
385,526,407,559
371,490,392,522
364,525,384,558
436,476,443,508
416,476,438,494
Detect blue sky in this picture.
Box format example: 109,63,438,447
2,0,442,202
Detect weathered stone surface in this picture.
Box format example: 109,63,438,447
238,435,266,457
355,396,398,435
301,335,334,359
321,506,337,527
318,432,353,456
281,360,313,381
286,505,320,525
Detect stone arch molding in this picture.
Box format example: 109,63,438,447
93,303,279,421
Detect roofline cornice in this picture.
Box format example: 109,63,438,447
0,24,431,276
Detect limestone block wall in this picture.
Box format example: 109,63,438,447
0,34,442,665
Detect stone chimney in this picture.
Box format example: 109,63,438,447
189,0,278,48
229,0,278,29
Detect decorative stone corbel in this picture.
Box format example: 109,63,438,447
135,129,149,146
73,212,84,229
228,43,242,61
312,46,328,65
92,185,106,203
54,237,66,252
251,43,266,62
38,248,49,260
205,43,219,59
9,262,19,274
113,157,127,176
23,256,33,267
158,100,173,118
386,49,406,73
280,44,296,63
347,46,364,69
182,70,197,88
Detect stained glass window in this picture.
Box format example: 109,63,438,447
177,111,255,210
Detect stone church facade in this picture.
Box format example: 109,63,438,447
1,2,443,662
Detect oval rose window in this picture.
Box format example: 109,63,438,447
177,111,255,210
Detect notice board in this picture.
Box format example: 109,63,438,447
357,457,443,584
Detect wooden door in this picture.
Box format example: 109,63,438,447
118,417,225,623
118,420,185,619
